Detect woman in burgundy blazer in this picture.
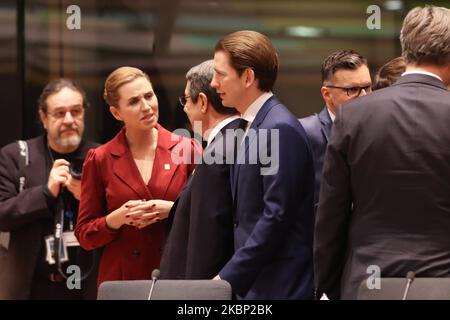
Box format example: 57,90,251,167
75,67,199,286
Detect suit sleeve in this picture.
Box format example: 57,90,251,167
219,122,313,296
0,145,53,232
75,149,119,250
314,107,352,299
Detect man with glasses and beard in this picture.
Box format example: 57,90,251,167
0,78,99,299
300,50,372,211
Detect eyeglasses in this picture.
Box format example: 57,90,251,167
325,85,372,97
178,95,191,107
47,108,84,120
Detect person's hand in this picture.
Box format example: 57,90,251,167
213,275,221,280
65,175,81,200
126,201,159,229
126,200,174,229
105,200,145,230
144,199,173,220
47,159,70,198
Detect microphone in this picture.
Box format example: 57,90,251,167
147,269,160,300
402,271,415,300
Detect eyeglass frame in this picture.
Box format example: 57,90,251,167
325,84,372,97
178,95,191,107
46,107,85,120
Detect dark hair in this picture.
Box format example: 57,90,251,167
373,57,406,90
321,50,368,84
186,60,237,115
400,5,450,66
38,78,89,113
215,30,278,92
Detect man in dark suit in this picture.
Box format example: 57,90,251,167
160,60,239,279
211,30,315,299
314,5,450,300
300,50,371,208
0,79,98,299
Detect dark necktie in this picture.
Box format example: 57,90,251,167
234,118,248,162
238,118,248,131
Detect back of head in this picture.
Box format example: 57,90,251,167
104,66,151,107
215,30,278,92
186,60,237,115
373,57,406,90
400,5,450,67
321,49,368,84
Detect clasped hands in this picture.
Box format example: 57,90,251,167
107,199,173,230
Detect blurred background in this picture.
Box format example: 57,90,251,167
0,0,448,146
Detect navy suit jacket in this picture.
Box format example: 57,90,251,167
219,96,315,299
299,107,332,207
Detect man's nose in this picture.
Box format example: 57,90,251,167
359,86,372,97
211,76,218,89
62,111,75,123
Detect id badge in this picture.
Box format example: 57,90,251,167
45,235,69,265
63,231,80,247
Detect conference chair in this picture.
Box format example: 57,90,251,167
97,279,232,300
357,277,450,300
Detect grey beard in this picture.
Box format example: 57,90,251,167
56,134,81,149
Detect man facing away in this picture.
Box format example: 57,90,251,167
314,5,450,300
211,30,315,299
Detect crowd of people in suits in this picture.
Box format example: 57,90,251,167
0,4,449,300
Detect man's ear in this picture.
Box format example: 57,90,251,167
198,93,208,113
243,67,255,88
321,86,332,105
39,110,48,130
109,106,122,121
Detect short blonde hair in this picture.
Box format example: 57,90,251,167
104,66,151,106
400,5,450,66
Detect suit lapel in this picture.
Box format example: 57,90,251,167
110,128,151,200
232,96,280,203
318,107,332,143
149,124,182,199
206,118,241,203
27,136,48,188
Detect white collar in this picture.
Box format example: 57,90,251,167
327,108,336,122
241,92,274,124
402,70,443,82
206,115,240,147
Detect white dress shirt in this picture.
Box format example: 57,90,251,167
206,115,240,147
241,91,274,132
402,70,443,82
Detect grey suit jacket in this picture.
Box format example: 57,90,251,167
315,74,450,299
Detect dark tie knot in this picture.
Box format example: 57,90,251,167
238,118,248,130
